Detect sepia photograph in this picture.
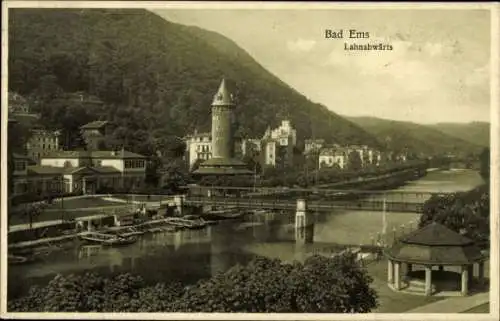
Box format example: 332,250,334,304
1,1,498,320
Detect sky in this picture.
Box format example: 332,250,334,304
156,8,491,124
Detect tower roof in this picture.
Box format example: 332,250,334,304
212,78,234,106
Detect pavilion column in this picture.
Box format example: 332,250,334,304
478,261,485,283
424,265,432,296
387,260,394,284
406,263,413,275
467,265,474,287
394,262,401,290
461,265,469,296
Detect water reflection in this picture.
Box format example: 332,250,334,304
8,169,484,300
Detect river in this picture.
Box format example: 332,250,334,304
8,169,485,300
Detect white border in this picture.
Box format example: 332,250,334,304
1,2,499,321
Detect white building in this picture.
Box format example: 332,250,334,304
26,129,61,163
318,148,348,169
304,139,325,155
269,120,297,146
184,131,212,170
261,120,296,168
17,149,148,195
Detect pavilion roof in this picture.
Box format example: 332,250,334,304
400,222,473,246
384,222,486,265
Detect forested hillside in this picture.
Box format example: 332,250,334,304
9,9,379,156
346,116,483,157
427,122,490,148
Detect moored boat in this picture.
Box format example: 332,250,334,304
165,216,207,229
202,209,245,220
79,232,137,247
8,255,29,265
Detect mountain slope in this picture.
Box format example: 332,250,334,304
427,122,490,148
8,9,380,156
346,116,484,156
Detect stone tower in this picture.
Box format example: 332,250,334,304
194,79,252,175
211,78,235,159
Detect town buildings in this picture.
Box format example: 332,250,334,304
80,120,110,150
12,149,147,197
260,120,297,169
318,145,387,170
304,139,325,155
194,79,251,175
318,147,348,169
184,131,212,170
25,128,61,162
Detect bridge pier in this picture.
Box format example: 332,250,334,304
295,199,313,245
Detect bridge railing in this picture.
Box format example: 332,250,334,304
184,195,424,213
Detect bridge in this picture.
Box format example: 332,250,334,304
184,195,424,213
183,185,453,214
186,185,449,198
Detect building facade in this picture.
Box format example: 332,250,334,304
12,153,30,196
80,120,110,150
184,131,213,170
26,129,61,163
304,139,325,155
319,148,348,169
12,149,147,196
261,120,296,168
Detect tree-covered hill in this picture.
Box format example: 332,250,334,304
8,8,379,156
346,116,484,157
427,122,490,148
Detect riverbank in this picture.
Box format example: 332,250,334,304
7,169,487,312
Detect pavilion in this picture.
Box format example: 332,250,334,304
384,222,487,296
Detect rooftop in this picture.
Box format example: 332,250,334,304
41,150,146,159
384,222,485,265
194,157,252,175
91,150,146,159
212,78,234,107
400,221,473,247
80,120,109,129
27,165,121,176
12,153,32,160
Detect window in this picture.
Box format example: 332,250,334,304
14,161,26,171
125,159,145,168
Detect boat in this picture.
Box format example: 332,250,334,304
249,209,268,215
79,232,137,247
104,226,145,238
202,209,246,220
165,216,207,229
8,255,29,265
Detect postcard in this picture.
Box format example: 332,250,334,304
1,1,498,320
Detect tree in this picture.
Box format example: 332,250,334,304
347,151,362,171
172,254,377,313
9,254,378,313
479,148,490,181
419,185,489,247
